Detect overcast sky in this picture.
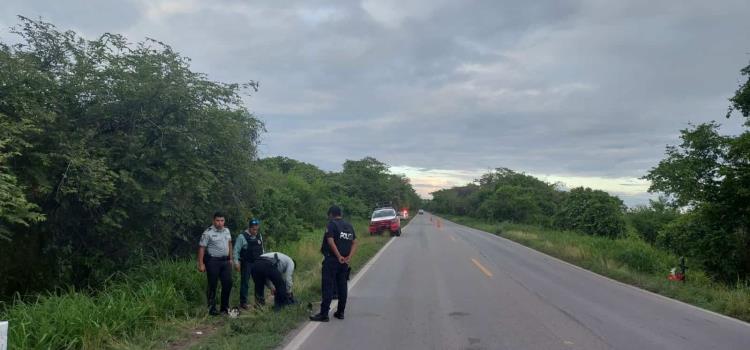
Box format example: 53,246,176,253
2,0,749,206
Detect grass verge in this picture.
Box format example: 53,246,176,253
0,219,395,349
151,220,391,350
444,215,750,323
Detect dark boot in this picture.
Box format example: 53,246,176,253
309,313,330,322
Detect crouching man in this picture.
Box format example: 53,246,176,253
260,252,297,305
251,253,293,310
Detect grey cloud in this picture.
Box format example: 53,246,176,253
3,0,750,205
1,0,140,36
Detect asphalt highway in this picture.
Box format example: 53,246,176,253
283,214,750,350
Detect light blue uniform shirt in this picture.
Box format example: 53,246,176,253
199,225,231,257
261,252,295,291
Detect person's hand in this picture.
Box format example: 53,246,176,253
198,263,206,273
338,256,346,264
344,256,351,264
234,263,240,272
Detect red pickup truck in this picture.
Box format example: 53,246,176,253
369,207,401,237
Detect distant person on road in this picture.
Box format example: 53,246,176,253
233,218,265,310
259,251,297,304
198,212,233,316
310,205,357,322
250,253,292,310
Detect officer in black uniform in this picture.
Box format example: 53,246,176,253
310,205,357,322
233,218,264,309
249,255,290,310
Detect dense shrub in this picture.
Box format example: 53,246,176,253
431,168,560,226
626,198,680,243
656,206,746,282
554,187,626,237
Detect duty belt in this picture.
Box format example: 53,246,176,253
205,255,230,261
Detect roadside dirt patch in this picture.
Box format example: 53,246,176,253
166,322,220,350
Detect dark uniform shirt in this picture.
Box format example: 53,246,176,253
321,218,356,257
233,230,264,265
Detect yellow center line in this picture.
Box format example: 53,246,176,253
471,258,494,278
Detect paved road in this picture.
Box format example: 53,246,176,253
284,214,750,350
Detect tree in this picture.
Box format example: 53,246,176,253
554,187,626,237
645,61,750,281
0,17,263,292
626,197,680,244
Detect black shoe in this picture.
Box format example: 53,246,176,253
309,313,330,322
240,303,250,310
333,311,344,320
208,308,220,316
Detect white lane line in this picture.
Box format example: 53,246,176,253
440,216,750,329
282,223,405,350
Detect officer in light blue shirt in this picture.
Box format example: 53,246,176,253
197,212,233,316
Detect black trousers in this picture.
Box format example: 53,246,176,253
251,259,288,307
239,261,253,305
205,257,232,312
320,257,349,315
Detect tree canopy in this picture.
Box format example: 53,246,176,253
0,18,421,298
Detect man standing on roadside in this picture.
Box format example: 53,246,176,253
198,212,233,316
310,205,357,322
233,218,264,309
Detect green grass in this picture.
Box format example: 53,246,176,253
445,215,750,323
166,219,392,350
1,260,206,349
0,219,394,349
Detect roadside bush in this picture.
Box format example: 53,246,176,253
431,168,560,226
657,206,745,282
626,198,680,243
612,239,667,274
554,187,626,237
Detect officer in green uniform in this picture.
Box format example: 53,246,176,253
198,212,233,316
233,218,264,309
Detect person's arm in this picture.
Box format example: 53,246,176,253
197,246,206,272
345,239,357,264
260,233,265,254
233,234,244,267
283,258,294,291
227,239,233,266
198,231,208,272
326,237,345,263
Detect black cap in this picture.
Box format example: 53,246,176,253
249,218,260,226
327,206,342,217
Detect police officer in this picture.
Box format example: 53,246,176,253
250,254,290,310
259,252,297,304
197,212,233,316
233,218,264,309
310,205,357,322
